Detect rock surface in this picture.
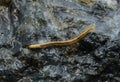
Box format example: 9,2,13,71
0,0,120,82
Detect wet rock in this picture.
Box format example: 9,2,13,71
0,7,13,47
93,39,120,59
0,0,12,7
0,70,21,82
97,0,118,9
0,0,120,82
79,32,109,51
0,48,24,82
0,48,24,70
18,77,32,82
